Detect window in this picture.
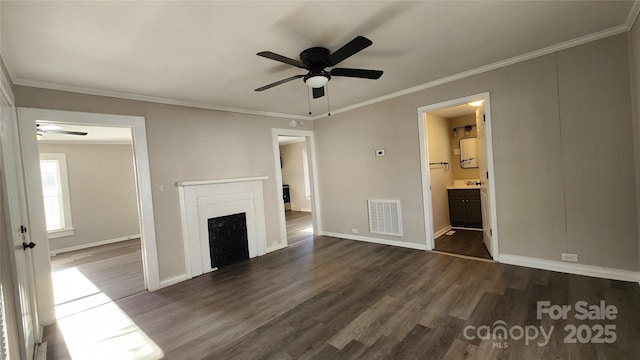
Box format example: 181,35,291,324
39,153,74,238
302,148,311,200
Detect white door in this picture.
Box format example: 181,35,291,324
476,104,493,257
0,90,38,360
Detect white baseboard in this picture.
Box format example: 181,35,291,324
50,234,141,255
451,226,483,232
159,273,188,288
299,208,312,212
266,242,288,253
434,225,453,239
499,254,640,283
320,231,427,251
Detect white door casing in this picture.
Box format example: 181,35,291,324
476,103,493,257
271,128,320,250
0,91,38,360
417,92,499,258
17,108,160,327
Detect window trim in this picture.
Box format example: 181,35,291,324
39,153,74,239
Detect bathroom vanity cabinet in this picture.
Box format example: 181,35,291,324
448,189,482,228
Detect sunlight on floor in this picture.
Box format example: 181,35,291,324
52,267,164,359
300,226,314,234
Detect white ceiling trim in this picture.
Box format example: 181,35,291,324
311,24,629,120
0,55,15,106
626,0,640,28
12,77,312,121
7,21,632,122
37,140,132,146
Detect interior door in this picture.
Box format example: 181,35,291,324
476,103,493,257
0,90,37,360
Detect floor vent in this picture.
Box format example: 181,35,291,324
368,199,403,236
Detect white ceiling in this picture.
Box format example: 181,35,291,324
429,103,478,119
2,1,638,119
36,122,132,144
278,136,305,146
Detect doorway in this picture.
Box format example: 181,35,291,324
278,136,314,246
271,128,320,249
16,108,160,319
36,123,146,305
417,93,499,260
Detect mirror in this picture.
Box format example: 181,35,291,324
460,137,478,168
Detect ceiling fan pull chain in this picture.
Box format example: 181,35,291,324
326,84,331,117
307,86,312,115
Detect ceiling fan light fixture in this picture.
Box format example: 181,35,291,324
305,75,329,88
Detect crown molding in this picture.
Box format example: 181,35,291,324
627,0,640,29
12,78,313,121
8,20,632,122
0,54,15,106
37,140,132,146
312,24,629,120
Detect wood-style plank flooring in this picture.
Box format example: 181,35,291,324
43,236,640,359
49,239,145,302
435,229,492,260
286,210,314,246
45,240,146,360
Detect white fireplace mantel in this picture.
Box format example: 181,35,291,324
178,176,269,279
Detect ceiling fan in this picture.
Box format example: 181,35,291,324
255,35,383,99
36,124,88,137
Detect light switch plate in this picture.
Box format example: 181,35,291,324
453,148,460,155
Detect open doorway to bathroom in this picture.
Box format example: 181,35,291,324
418,93,498,260
278,136,315,246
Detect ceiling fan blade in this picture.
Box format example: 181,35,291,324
255,74,305,92
312,87,325,99
330,68,383,79
257,51,306,69
327,36,373,66
45,130,88,136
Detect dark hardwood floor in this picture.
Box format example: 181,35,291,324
435,229,492,260
286,210,314,246
43,236,640,359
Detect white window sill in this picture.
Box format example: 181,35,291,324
48,228,75,239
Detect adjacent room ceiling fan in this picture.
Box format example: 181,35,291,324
36,124,88,137
255,35,383,99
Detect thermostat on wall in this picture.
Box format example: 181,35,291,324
375,149,386,157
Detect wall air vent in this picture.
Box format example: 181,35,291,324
368,199,403,236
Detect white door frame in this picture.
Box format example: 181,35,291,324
417,92,500,258
271,128,321,249
16,108,160,323
0,81,38,359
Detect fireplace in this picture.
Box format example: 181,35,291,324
208,213,249,268
177,177,268,278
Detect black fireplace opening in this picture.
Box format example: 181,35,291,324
208,213,249,268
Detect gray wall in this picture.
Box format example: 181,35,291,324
280,141,311,212
15,89,311,281
315,33,639,271
14,32,639,276
38,143,140,252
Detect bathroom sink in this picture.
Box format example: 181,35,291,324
446,180,481,189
